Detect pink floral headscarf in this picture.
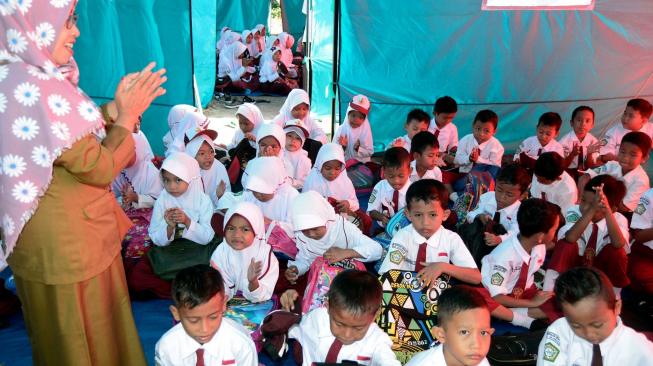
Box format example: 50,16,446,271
0,0,105,269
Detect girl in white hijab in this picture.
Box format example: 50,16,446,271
256,122,294,180
332,94,374,163
163,104,198,150
184,129,231,209
285,191,382,281
165,110,209,157
283,120,312,190
227,103,265,150
272,89,327,144
218,41,257,92
242,156,298,225
277,32,297,78
254,24,267,54
210,202,279,302
303,143,359,213
148,153,215,246
216,26,231,52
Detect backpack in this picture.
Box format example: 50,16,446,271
451,171,495,226
457,216,508,267
376,270,451,364
301,257,366,314
487,330,546,366
345,159,377,194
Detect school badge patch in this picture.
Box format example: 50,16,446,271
566,212,581,224
599,138,608,146
369,191,377,204
543,342,560,362
635,203,646,215
490,272,504,286
389,250,403,265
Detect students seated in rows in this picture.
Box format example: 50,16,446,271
514,112,564,171
530,152,578,215
378,179,481,288
559,106,600,179
368,147,412,228
392,108,431,153
599,98,653,163
409,131,443,183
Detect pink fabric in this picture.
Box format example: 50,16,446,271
0,0,106,269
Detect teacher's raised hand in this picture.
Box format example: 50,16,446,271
114,61,167,131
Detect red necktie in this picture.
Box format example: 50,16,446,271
415,242,428,272
392,189,399,213
493,211,501,224
591,344,603,366
541,192,547,202
537,148,542,156
433,129,440,141
583,223,599,266
512,258,531,298
578,145,585,171
196,348,205,366
325,339,343,363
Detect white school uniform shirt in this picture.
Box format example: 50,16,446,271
428,119,459,153
558,131,599,169
409,160,443,183
514,136,564,161
367,179,411,226
631,188,653,250
155,318,258,366
185,134,232,209
392,134,412,153
258,58,280,83
467,192,521,243
529,171,578,215
378,225,477,274
285,149,312,190
536,317,653,366
599,122,653,157
481,235,546,297
586,161,650,211
332,105,374,163
557,205,630,254
303,143,359,211
454,134,504,173
406,343,490,366
289,307,401,366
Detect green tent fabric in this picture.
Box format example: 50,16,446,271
216,0,269,36
281,0,306,41
305,0,335,120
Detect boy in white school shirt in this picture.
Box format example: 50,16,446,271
559,106,600,179
282,270,401,366
537,267,653,366
378,179,482,288
406,286,494,366
391,109,431,153
429,96,459,165
514,112,565,172
599,98,653,163
367,147,412,228
530,152,578,215
409,131,443,183
580,131,651,214
155,265,257,366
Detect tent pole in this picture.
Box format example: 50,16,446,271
330,0,340,135
188,0,196,107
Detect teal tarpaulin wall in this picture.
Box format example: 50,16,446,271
75,0,216,156
216,0,269,35
321,0,653,152
281,0,306,41
305,0,335,120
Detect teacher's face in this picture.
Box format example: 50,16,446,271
51,10,80,66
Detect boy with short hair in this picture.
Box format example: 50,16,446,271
453,110,505,190
581,131,651,213
467,164,531,246
514,112,565,171
286,270,401,366
537,267,653,365
406,286,494,366
155,265,257,366
367,147,412,227
543,175,629,295
429,96,459,162
392,108,431,153
559,106,600,178
410,131,443,183
478,199,562,329
599,98,653,163
378,179,481,287
530,152,578,215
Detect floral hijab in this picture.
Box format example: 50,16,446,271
0,0,106,269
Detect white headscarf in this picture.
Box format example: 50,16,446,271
216,26,231,51
291,190,343,253
255,24,267,52
231,103,265,148
256,122,287,157
157,153,208,221
303,143,358,209
218,41,247,79
277,32,294,67
113,131,163,200
272,88,312,128
166,110,209,157
242,157,298,223
333,95,373,162
134,130,155,163
260,37,279,66
185,133,231,208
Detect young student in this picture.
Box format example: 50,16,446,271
155,265,258,366
378,179,482,286
629,188,653,296
428,96,459,163
255,122,294,179
185,128,231,209
210,202,278,302
216,26,231,53
514,112,564,171
303,143,360,215
581,131,651,213
543,175,629,295
405,286,493,366
530,152,578,215
217,41,258,93
282,270,401,366
453,109,504,185
599,98,653,163
277,32,298,78
466,164,531,246
537,267,653,365
391,108,431,153
163,104,198,151
409,131,443,183
242,29,257,61
254,24,266,55
283,119,312,190
226,103,265,150
559,106,600,179
259,47,297,95
333,94,374,163
479,198,562,329
368,147,412,227
129,153,215,299
166,110,209,157
285,191,382,283
272,89,327,144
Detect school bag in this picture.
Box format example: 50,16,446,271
487,330,546,366
265,222,299,260
301,257,366,314
121,208,154,259
457,216,508,267
376,270,451,363
451,171,495,227
345,159,377,194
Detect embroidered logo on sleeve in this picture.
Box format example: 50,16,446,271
566,212,580,224
389,250,404,265
635,203,646,215
369,190,377,204
599,138,608,147
490,272,504,286
542,342,560,362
